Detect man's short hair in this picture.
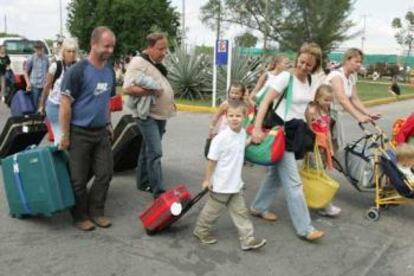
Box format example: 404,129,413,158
90,26,115,44
146,33,166,47
33,41,44,49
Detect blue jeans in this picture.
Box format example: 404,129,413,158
250,151,315,237
135,117,166,197
30,87,43,110
45,100,61,146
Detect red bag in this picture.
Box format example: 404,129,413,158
244,121,286,165
45,119,54,142
14,74,27,90
139,184,207,235
110,95,123,112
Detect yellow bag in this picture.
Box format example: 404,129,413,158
300,145,340,209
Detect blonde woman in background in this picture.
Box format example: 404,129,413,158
39,38,78,145
325,48,381,150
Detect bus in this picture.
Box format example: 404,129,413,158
0,37,51,75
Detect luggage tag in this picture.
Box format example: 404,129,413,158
170,189,185,215
170,202,182,216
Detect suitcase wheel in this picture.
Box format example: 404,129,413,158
145,229,156,236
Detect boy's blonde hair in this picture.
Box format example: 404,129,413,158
227,99,247,116
395,143,414,163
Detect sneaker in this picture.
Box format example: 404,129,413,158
303,230,325,241
250,208,278,221
193,231,217,244
318,203,341,217
90,216,112,228
74,219,96,231
241,237,267,251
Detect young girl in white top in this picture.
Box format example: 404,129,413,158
251,55,289,101
208,83,254,137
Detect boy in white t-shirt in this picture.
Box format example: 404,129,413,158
193,101,267,251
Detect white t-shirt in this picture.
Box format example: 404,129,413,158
325,67,357,99
207,127,246,193
264,71,280,86
47,61,65,105
268,71,314,121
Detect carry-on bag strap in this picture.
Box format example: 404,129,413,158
12,155,32,214
272,74,294,121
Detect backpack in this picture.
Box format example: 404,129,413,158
52,60,63,87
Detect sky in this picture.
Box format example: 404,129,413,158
0,0,412,54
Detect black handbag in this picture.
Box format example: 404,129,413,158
262,94,286,129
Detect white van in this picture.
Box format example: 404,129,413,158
0,37,51,75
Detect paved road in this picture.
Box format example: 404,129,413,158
0,100,414,276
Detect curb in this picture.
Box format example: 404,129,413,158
176,104,217,113
176,94,414,113
363,94,414,107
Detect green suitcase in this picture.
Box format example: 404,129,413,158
1,146,74,217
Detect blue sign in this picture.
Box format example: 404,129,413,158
215,40,229,66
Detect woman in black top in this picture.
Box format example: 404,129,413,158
0,44,11,100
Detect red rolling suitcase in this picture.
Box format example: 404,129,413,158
139,184,207,235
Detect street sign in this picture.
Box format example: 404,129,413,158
215,40,229,66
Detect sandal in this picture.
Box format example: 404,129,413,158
250,208,278,221
303,230,325,241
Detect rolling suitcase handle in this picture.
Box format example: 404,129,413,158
180,188,208,215
12,155,32,214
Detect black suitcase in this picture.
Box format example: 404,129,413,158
112,114,142,172
0,114,47,158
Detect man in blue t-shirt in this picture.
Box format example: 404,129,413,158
59,26,116,231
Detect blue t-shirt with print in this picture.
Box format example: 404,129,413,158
61,59,116,128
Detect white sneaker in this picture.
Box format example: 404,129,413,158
318,203,341,217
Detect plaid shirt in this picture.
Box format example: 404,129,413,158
26,54,49,88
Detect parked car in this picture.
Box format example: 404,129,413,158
0,37,51,75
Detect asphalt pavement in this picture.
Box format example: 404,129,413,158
1,99,414,276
